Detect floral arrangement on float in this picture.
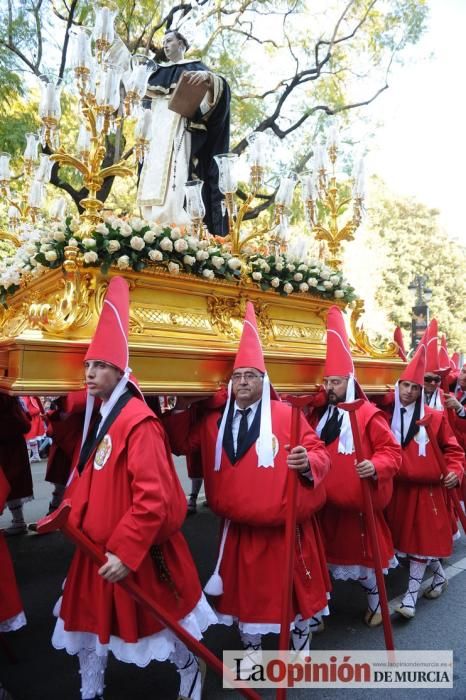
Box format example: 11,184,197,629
0,216,356,305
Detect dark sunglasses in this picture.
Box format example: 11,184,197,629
424,376,441,384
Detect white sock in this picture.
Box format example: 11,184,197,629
170,640,202,700
78,649,107,700
402,558,427,608
291,615,311,651
359,571,380,614
429,559,446,588
309,614,323,632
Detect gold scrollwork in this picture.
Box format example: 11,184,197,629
28,272,98,335
350,299,398,359
206,295,274,344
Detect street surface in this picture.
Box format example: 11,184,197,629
1,458,465,699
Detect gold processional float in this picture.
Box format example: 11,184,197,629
0,12,402,397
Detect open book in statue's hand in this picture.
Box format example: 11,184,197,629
168,71,208,118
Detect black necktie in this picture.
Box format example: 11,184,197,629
236,408,251,456
400,407,407,446
320,407,343,446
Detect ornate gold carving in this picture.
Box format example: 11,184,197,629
350,300,398,359
274,322,325,342
28,273,98,334
206,295,274,343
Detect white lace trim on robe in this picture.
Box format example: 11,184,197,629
329,556,398,581
214,606,330,635
51,593,217,667
0,610,26,633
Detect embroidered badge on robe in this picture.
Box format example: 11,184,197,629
94,434,112,470
255,433,279,458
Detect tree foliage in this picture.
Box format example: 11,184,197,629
0,0,429,211
353,179,466,351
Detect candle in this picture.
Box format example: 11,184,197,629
35,154,53,183
275,173,297,208
24,133,40,162
300,172,315,201
247,132,268,167
28,181,43,208
50,197,67,219
214,153,239,194
135,109,153,140
0,153,12,180
77,124,91,156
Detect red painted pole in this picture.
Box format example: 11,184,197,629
37,502,261,700
417,413,466,532
276,397,309,700
339,399,395,652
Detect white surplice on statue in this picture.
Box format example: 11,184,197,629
137,85,217,226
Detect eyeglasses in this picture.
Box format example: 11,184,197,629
231,372,263,382
424,376,441,384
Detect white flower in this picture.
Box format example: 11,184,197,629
323,280,333,289
299,282,309,292
334,289,345,298
196,250,209,261
25,244,37,256
330,274,340,284
286,263,296,272
170,227,181,240
45,250,57,262
83,251,98,264
53,230,66,242
320,270,331,280
298,264,308,271
271,277,280,288
117,255,130,269
275,262,284,271
82,237,96,248
129,217,144,232
183,255,196,266
283,282,293,294
149,249,163,262
150,223,163,236
168,261,180,274
69,238,79,247
293,272,303,282
40,243,51,253
227,257,242,270
160,237,173,252
211,255,225,269
143,230,156,244
174,238,189,253
119,223,133,237
307,277,318,287
252,271,262,281
107,239,121,253
202,268,215,279
130,236,145,251
95,223,109,235
185,236,199,249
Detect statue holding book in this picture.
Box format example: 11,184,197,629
137,31,230,235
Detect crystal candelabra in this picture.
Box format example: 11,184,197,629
213,132,296,257
36,6,156,235
301,125,365,269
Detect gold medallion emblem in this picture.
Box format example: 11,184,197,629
94,434,112,470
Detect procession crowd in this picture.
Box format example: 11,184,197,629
0,276,465,700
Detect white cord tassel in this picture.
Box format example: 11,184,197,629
204,519,230,595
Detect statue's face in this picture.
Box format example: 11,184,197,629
163,33,185,61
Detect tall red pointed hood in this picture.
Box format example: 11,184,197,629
450,352,460,371
425,319,441,374
399,330,427,385
439,335,451,372
85,276,129,371
324,305,354,376
234,301,266,373
394,326,407,361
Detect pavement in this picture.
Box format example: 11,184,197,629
1,459,466,699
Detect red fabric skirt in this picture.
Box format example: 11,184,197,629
59,531,202,644
318,503,395,568
215,517,331,624
385,482,454,557
0,534,23,623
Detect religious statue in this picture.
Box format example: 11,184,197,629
137,31,231,235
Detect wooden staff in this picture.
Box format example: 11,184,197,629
339,399,395,652
276,396,310,700
37,502,262,700
416,413,466,532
